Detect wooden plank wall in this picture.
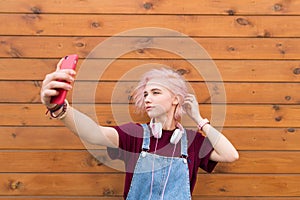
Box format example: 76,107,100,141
0,0,300,199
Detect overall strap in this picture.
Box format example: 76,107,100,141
141,124,151,151
141,123,188,157
180,129,188,157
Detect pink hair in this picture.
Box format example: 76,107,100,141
132,68,188,121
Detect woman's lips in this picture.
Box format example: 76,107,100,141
145,106,153,111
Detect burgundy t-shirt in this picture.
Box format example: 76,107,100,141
107,122,217,199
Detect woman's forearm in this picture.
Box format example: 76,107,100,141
59,106,117,147
203,124,239,162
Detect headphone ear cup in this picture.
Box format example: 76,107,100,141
170,129,183,144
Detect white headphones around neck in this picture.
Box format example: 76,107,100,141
149,119,184,144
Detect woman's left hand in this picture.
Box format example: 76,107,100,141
182,94,202,123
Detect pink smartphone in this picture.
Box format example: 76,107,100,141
50,54,78,105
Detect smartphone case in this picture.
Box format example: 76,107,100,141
50,54,78,105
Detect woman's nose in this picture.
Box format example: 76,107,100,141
144,94,152,103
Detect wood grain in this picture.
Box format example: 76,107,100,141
0,173,299,196
1,59,299,82
1,14,300,37
1,37,300,59
0,127,298,151
1,81,299,104
0,0,299,15
1,0,299,199
0,104,299,127
0,151,298,174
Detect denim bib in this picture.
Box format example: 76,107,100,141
126,124,191,200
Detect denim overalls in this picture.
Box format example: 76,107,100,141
126,124,191,200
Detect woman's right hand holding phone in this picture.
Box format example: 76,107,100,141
40,57,76,109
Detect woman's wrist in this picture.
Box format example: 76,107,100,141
193,115,203,125
46,103,63,112
197,118,210,131
45,100,69,120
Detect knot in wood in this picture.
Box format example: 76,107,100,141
91,22,101,28
137,48,145,54
273,3,283,11
236,18,251,26
75,42,85,48
287,128,295,133
31,6,41,14
285,96,291,101
293,68,300,75
143,2,153,10
103,188,115,196
258,30,271,38
176,68,189,75
226,9,235,15
10,181,23,190
227,46,235,52
272,105,280,111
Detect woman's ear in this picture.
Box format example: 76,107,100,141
172,96,180,105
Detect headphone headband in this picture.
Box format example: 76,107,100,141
149,119,184,144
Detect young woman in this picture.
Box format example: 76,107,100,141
41,58,239,199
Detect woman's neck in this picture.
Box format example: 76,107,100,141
153,116,176,131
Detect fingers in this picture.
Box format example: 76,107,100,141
41,68,76,106
54,70,75,82
182,94,199,114
43,70,75,85
42,71,74,95
183,94,202,122
184,94,197,104
46,80,73,91
40,87,58,105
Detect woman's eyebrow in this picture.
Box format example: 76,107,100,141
150,88,162,92
144,88,162,93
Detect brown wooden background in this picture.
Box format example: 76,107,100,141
0,0,300,199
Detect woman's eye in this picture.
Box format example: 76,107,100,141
143,93,148,98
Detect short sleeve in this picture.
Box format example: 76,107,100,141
107,122,143,161
186,129,218,173
198,137,218,173
106,125,126,161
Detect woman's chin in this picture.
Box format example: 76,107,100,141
146,111,158,119
147,112,168,120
